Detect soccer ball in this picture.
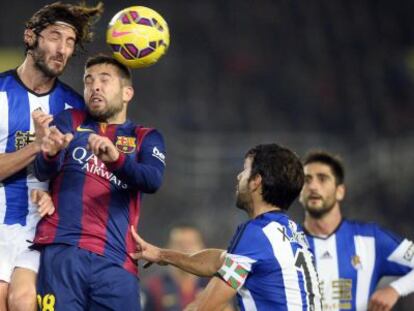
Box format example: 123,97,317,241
106,6,170,69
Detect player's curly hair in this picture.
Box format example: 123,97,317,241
25,1,104,51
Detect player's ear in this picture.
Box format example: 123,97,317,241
336,184,345,202
249,174,262,192
122,85,134,103
24,29,36,48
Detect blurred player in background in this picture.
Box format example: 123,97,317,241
0,3,102,311
300,150,414,311
132,144,321,311
33,54,166,311
142,224,209,311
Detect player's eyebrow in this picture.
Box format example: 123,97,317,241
84,72,112,81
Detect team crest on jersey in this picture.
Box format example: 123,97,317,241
351,255,362,270
115,136,136,153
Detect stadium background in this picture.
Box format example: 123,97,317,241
1,0,413,309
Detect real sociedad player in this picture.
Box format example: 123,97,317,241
300,151,414,311
0,3,103,311
131,144,322,311
33,54,166,311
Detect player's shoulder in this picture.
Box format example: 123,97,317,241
56,107,85,118
343,218,402,240
54,108,87,129
0,70,17,89
0,69,14,79
134,125,165,148
54,79,84,106
240,217,273,244
55,79,81,97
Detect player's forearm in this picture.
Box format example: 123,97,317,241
160,248,225,277
0,143,40,181
390,269,414,297
106,154,164,192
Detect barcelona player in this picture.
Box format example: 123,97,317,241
0,3,102,311
300,151,414,311
132,144,322,310
33,54,166,311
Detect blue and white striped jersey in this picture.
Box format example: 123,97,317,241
219,211,322,311
305,219,414,311
0,70,84,227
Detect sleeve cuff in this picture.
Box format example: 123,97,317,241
42,151,60,162
105,152,126,171
390,270,414,297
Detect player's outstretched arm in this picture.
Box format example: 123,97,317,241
31,189,55,217
0,111,52,181
130,226,225,277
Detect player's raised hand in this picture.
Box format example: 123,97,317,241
130,226,165,265
31,189,55,217
368,286,399,311
32,110,53,148
87,133,120,163
41,126,73,157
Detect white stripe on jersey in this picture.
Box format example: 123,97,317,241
0,92,8,153
354,236,375,311
28,93,50,132
314,236,339,311
26,94,50,227
0,92,9,223
239,288,258,311
263,222,303,311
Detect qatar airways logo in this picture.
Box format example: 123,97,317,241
72,147,128,189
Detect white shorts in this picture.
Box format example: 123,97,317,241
0,224,40,283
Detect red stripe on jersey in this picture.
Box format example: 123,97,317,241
123,192,141,274
78,125,118,254
34,172,64,244
70,109,87,130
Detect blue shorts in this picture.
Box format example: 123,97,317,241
36,244,140,311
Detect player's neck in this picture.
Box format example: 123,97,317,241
251,200,282,219
104,108,127,124
304,204,342,237
17,58,57,94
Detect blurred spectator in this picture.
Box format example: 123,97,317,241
141,224,235,311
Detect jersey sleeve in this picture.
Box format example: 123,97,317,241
105,129,166,193
217,223,263,291
375,225,414,296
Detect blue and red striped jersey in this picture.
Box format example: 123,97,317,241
33,109,166,274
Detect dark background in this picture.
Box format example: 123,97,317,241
2,1,413,309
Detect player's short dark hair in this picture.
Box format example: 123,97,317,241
246,144,304,211
303,150,345,185
25,2,103,51
85,54,132,84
